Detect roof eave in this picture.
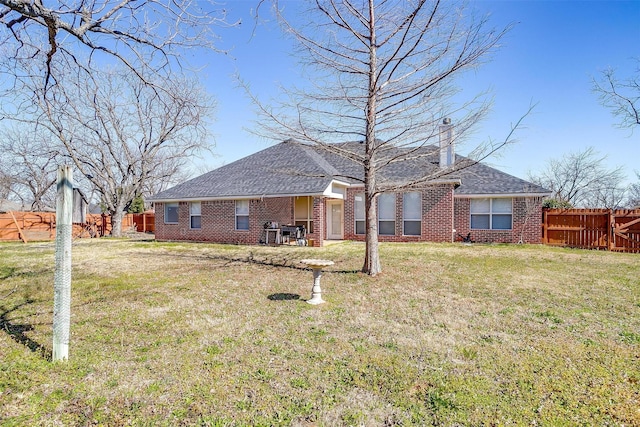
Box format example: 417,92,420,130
150,191,332,204
454,192,553,198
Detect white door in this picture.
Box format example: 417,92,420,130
327,201,344,240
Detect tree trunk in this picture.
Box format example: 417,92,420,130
110,209,125,238
53,165,72,361
361,0,381,276
363,193,381,276
362,165,381,275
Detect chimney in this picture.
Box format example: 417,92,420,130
439,118,454,169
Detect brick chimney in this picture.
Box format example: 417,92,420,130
439,118,454,169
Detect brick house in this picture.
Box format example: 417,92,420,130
150,134,550,247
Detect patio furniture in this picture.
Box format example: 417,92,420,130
264,228,281,245
281,225,307,245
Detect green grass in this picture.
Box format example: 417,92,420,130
0,239,639,425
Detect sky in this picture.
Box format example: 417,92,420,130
194,0,640,185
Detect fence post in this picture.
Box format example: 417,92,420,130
608,209,614,251
53,165,73,362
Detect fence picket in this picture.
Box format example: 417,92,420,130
543,208,640,253
0,212,155,241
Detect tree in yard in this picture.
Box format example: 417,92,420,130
0,156,15,201
252,0,521,275
0,0,231,233
8,67,213,237
593,59,640,130
529,147,628,209
628,173,640,208
0,125,60,210
0,0,231,91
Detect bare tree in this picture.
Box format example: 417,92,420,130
8,67,213,236
0,0,231,91
0,149,15,200
0,126,59,210
593,59,640,130
0,172,14,201
140,157,197,203
628,173,640,208
252,0,519,275
590,182,629,210
529,147,627,209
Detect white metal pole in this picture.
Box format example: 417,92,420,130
53,165,73,361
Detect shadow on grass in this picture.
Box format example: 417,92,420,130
0,267,54,282
0,301,52,361
267,293,301,301
149,250,361,274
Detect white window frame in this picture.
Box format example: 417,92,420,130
470,198,513,230
189,202,201,229
378,193,396,236
354,193,365,235
235,200,249,231
403,192,422,236
164,202,179,224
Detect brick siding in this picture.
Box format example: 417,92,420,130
343,185,456,243
155,192,543,246
155,197,293,244
454,197,543,243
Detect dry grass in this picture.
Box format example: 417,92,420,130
0,239,638,426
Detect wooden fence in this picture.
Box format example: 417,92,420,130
131,212,155,234
0,211,153,242
542,208,640,252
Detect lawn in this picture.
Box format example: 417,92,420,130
0,239,638,426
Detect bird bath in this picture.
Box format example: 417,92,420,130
300,259,334,305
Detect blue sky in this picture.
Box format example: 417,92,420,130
197,0,639,184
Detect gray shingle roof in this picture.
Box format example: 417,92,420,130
151,142,336,201
150,141,549,201
455,161,549,195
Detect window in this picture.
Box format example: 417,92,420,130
235,200,249,230
403,192,421,236
190,202,201,229
378,193,396,235
164,203,179,224
354,193,365,235
470,198,512,230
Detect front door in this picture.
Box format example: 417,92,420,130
326,200,344,240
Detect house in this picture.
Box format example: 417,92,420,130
150,129,550,247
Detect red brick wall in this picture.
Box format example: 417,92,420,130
421,186,455,242
307,197,325,247
155,197,293,244
343,191,357,238
155,193,543,246
454,197,543,243
343,185,456,243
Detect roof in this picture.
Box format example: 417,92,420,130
455,162,549,196
150,141,549,201
151,142,339,201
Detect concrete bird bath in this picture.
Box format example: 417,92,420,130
300,259,334,305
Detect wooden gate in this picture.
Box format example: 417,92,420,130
612,210,640,252
543,209,640,252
